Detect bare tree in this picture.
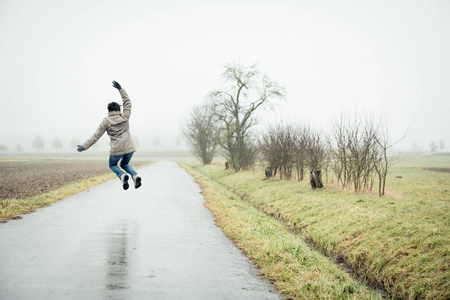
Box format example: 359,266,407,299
51,137,63,153
32,135,45,153
429,141,437,153
0,144,7,153
210,62,285,171
15,144,24,153
329,115,347,187
439,140,445,152
259,124,298,179
259,126,280,177
302,127,329,188
182,102,220,165
330,115,378,192
304,128,329,172
330,114,405,196
259,124,327,183
374,121,406,196
293,126,309,181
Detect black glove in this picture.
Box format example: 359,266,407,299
77,145,85,152
112,81,122,90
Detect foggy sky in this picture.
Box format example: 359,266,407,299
0,0,449,152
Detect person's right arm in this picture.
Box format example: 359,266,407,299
79,120,107,151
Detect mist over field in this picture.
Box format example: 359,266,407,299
0,0,449,154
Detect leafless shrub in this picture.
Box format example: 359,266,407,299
256,111,406,195
304,127,329,172
259,124,298,179
293,126,308,181
259,124,329,183
330,114,405,196
330,115,377,192
373,120,405,196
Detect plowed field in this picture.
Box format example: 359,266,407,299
0,159,148,199
424,167,450,173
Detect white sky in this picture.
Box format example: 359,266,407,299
0,0,449,151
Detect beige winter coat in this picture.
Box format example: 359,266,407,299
82,89,136,156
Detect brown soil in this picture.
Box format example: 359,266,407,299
0,159,149,199
424,167,450,173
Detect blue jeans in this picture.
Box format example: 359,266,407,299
109,152,138,179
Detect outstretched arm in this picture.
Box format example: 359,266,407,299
112,80,132,120
79,120,107,152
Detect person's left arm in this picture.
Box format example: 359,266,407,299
78,120,107,151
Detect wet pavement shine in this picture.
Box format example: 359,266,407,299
0,161,280,299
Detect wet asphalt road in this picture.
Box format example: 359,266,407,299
0,161,280,300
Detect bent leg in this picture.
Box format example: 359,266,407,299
120,152,138,177
109,155,125,178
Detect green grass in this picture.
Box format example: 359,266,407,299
396,152,450,168
185,153,450,299
185,165,383,299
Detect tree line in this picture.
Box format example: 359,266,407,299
0,136,70,154
0,137,91,153
182,61,405,196
0,134,180,153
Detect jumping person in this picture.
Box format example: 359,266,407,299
77,81,141,190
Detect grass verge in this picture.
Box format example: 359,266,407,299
183,164,384,300
186,163,449,300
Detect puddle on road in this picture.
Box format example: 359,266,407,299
104,221,130,290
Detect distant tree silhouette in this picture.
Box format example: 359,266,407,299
69,139,80,149
32,135,45,153
15,144,24,153
439,140,445,152
51,137,63,152
152,137,161,150
429,141,437,153
0,144,8,153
